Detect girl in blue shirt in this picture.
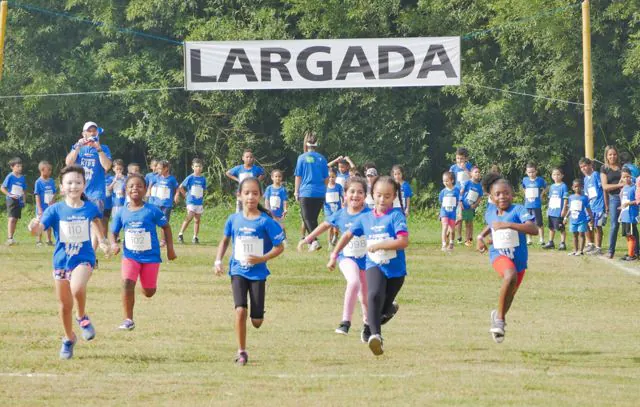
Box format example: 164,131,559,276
28,165,110,359
329,176,409,356
34,160,56,246
214,177,285,366
264,169,289,237
566,179,593,256
110,174,177,331
439,171,461,251
392,165,413,217
147,160,179,246
299,177,371,339
176,158,207,244
477,173,538,344
460,167,484,246
521,162,547,245
324,169,344,246
619,169,638,260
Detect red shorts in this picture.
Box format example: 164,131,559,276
492,256,526,287
121,258,160,289
441,217,456,228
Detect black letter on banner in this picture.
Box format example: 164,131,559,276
297,46,332,81
378,46,415,79
218,48,258,82
336,46,375,80
261,48,292,82
417,44,457,78
191,49,217,83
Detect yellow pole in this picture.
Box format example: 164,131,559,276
582,0,594,159
0,1,7,81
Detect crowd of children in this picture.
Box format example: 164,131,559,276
6,137,640,363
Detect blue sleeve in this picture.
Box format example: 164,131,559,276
521,178,526,189
517,206,534,223
1,174,9,189
40,205,57,230
349,217,364,236
110,209,123,234
456,187,462,199
405,183,413,198
439,189,444,203
265,217,285,246
562,184,569,199
180,175,191,188
203,178,207,191
264,186,272,199
321,158,329,179
449,164,456,172
257,166,265,177
223,216,233,238
101,144,113,160
172,177,179,189
154,206,169,227
34,180,41,194
540,178,547,189
326,210,340,227
91,201,103,219
282,187,288,202
392,211,408,235
229,166,240,177
294,156,303,177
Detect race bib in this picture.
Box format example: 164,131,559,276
44,191,54,205
10,185,23,197
570,200,583,212
442,196,456,210
59,220,90,244
587,186,597,199
151,185,158,198
191,185,204,199
525,187,539,200
491,228,519,250
466,190,479,204
622,197,630,211
239,172,252,182
125,229,152,252
367,236,397,264
549,196,562,209
84,168,94,182
115,181,124,198
155,185,170,200
269,196,281,209
326,192,340,203
343,236,367,258
456,171,469,184
234,237,264,264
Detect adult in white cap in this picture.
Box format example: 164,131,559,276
294,130,329,251
65,121,113,251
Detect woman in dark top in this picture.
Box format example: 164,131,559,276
600,145,623,258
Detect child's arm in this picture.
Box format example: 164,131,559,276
344,156,356,168
28,217,45,236
246,243,284,266
173,188,181,205
405,197,411,215
161,224,177,260
1,185,12,198
35,195,43,217
327,230,355,270
146,182,154,198
225,169,239,183
282,199,288,218
560,198,569,218
213,236,231,276
294,176,301,201
327,155,343,167
298,221,332,252
476,225,491,252
586,207,594,225
91,218,111,255
367,234,408,252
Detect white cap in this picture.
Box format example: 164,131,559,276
365,168,378,177
83,121,98,131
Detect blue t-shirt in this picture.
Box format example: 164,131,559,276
547,183,569,217
620,185,638,224
450,162,473,187
2,173,27,207
111,203,168,263
583,172,605,213
393,181,414,210
181,174,207,205
264,185,288,218
521,176,546,209
145,172,157,205
71,144,112,201
484,204,534,273
228,165,265,190
223,212,285,280
439,186,461,219
111,176,126,208
327,207,371,270
461,180,483,210
295,152,329,198
349,209,408,278
568,194,591,225
41,201,102,270
104,175,114,210
151,175,179,208
336,171,349,189
324,183,344,215
34,177,56,214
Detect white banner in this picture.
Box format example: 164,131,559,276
185,37,460,90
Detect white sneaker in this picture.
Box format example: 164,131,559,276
5,238,16,246
490,310,505,343
308,240,321,252
368,334,384,356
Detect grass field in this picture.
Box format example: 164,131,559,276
1,206,640,406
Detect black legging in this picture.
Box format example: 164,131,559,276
300,197,324,237
366,266,405,336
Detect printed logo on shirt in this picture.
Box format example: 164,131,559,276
305,156,315,163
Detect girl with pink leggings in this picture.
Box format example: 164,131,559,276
298,177,371,341
110,174,177,330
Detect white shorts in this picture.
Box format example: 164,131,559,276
187,204,204,215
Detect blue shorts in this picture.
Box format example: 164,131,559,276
591,211,605,228
570,222,588,233
160,206,173,222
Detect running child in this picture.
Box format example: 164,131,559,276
619,168,638,260
34,160,56,246
476,173,538,344
543,167,569,251
110,174,177,330
213,177,285,366
147,160,179,246
521,162,547,245
565,179,592,256
579,158,605,255
439,171,461,251
450,148,473,243
328,155,355,188
27,165,110,359
1,157,27,245
264,169,288,237
299,177,370,339
225,149,265,213
460,166,484,246
126,162,141,205
392,165,413,217
328,176,408,356
325,168,344,246
176,158,207,244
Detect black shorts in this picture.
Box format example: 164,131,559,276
6,198,22,219
103,208,112,219
548,216,564,231
621,223,637,237
527,208,543,227
231,275,266,319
